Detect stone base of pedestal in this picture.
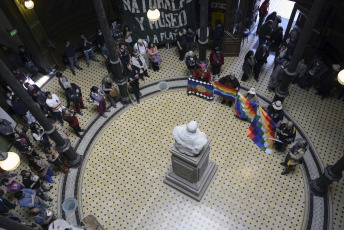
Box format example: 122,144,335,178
163,140,217,201
164,160,217,201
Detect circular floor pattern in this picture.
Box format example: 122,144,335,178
81,89,305,229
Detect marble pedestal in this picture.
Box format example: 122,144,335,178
164,140,217,201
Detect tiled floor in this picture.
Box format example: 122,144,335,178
4,0,344,229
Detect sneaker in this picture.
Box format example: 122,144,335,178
79,112,83,116
80,129,86,132
87,64,89,68
78,135,84,138
280,162,286,166
78,67,83,70
72,72,76,76
146,75,150,78
179,60,183,63
105,109,111,112
102,115,108,118
291,84,294,88
48,198,53,202
221,100,226,104
281,170,290,175
139,92,142,97
137,99,140,104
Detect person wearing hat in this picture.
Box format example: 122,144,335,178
209,46,224,78
64,82,87,115
245,88,259,105
192,63,211,83
185,51,198,75
275,121,296,152
219,74,240,107
315,64,341,100
266,100,284,126
280,140,307,175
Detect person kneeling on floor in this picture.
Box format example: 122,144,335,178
275,121,296,152
280,140,307,175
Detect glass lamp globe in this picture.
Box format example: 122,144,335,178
24,0,34,9
338,70,344,85
147,9,160,22
0,152,20,171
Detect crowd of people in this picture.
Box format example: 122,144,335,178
1,6,343,227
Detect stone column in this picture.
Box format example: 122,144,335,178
92,0,130,104
311,156,344,195
196,0,209,66
273,0,326,103
0,59,81,166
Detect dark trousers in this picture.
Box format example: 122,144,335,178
257,15,266,33
179,45,187,61
72,124,81,136
212,64,221,75
254,61,264,80
152,62,159,71
242,72,249,81
130,80,140,100
74,96,85,113
54,111,63,126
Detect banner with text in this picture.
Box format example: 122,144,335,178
121,0,196,45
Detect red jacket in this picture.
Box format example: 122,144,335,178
209,51,224,66
192,68,211,83
259,1,270,17
62,110,79,127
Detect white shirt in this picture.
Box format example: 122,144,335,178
46,94,63,112
133,41,148,54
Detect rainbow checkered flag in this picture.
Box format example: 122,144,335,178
214,81,238,101
235,93,258,122
247,106,277,154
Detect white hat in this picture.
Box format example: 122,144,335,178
248,88,256,95
272,101,283,110
332,64,340,72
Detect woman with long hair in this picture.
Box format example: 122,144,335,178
242,50,256,82
147,42,160,72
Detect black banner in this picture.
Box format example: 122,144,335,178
121,0,196,45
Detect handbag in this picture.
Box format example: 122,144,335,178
109,87,119,97
153,55,162,63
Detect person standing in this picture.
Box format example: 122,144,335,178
11,132,39,158
11,67,31,85
176,29,187,63
45,92,64,127
209,46,224,78
125,64,142,104
257,0,270,34
12,95,36,125
133,39,149,68
219,74,240,107
79,33,99,68
118,43,130,68
147,42,160,72
258,20,273,48
18,46,46,75
132,52,150,80
90,86,110,118
63,40,83,75
28,156,54,183
102,76,119,108
192,63,211,83
44,146,71,174
64,82,87,115
242,50,256,82
96,29,108,59
185,51,198,75
211,20,224,50
123,25,133,54
254,45,269,81
62,109,85,137
186,27,196,52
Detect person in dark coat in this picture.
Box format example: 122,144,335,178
268,26,283,52
258,20,273,48
118,43,130,67
12,95,36,124
242,50,256,81
63,82,87,115
63,40,83,75
298,57,326,89
266,100,284,127
125,64,142,103
209,46,224,78
24,82,42,98
176,29,187,62
96,28,108,58
56,72,68,90
275,121,296,151
20,170,52,201
102,76,119,108
257,0,270,34
315,64,341,100
10,132,38,158
265,11,277,24
254,45,269,81
211,20,224,50
219,74,240,107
